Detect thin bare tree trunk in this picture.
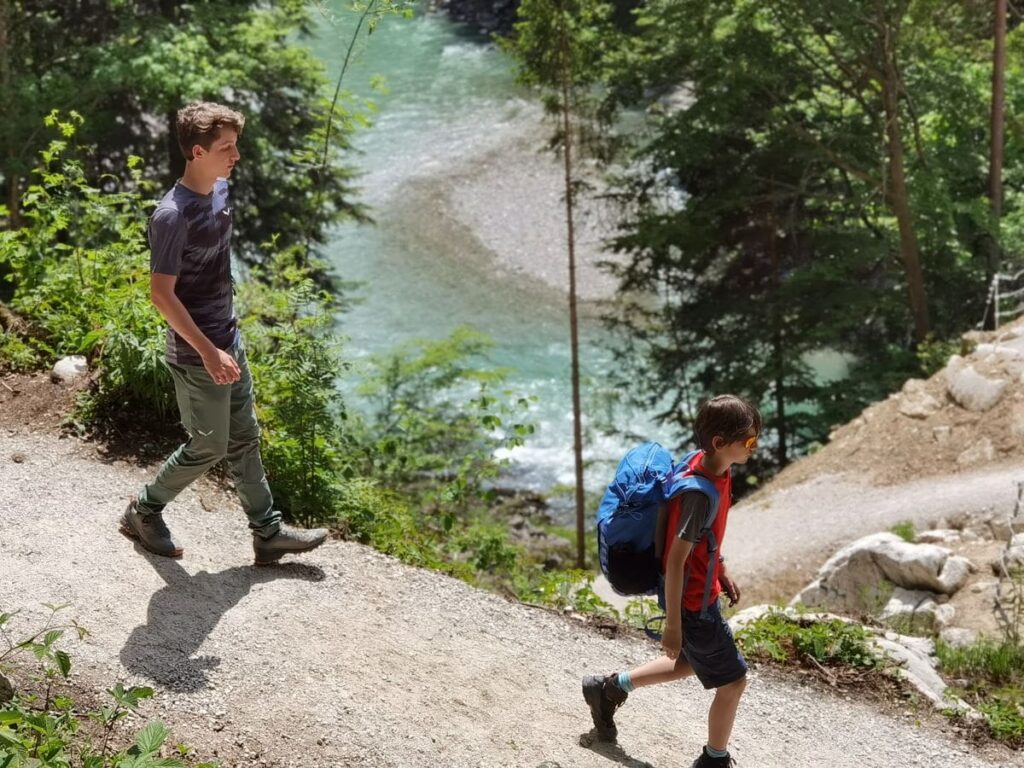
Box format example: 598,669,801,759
769,193,788,468
0,0,20,228
556,4,586,569
159,2,184,184
880,22,930,343
990,0,1006,226
985,0,1007,328
166,111,185,183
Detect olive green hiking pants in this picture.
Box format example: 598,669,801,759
137,339,281,537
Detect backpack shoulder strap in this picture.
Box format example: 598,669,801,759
664,472,720,518
664,458,723,619
653,503,669,561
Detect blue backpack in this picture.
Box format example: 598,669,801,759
597,443,722,617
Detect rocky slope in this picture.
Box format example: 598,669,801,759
772,318,1024,490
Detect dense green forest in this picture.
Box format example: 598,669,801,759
0,0,367,266
507,0,1024,480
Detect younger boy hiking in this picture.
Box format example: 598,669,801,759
584,395,761,768
120,102,327,566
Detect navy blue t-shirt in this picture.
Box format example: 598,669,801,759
149,179,237,366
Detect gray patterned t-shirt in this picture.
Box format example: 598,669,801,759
149,179,237,366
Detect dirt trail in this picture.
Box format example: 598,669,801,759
1,429,1021,767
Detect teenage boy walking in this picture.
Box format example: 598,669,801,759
120,102,327,566
583,395,762,768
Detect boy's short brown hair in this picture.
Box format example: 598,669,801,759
176,102,245,161
694,395,762,453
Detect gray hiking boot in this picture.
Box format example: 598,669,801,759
119,499,183,558
253,524,328,565
582,673,628,741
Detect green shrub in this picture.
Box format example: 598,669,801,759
917,335,966,377
889,521,916,543
622,596,660,633
514,569,617,618
457,525,520,574
352,326,535,516
736,610,880,668
977,698,1024,743
330,476,462,574
0,329,38,372
937,636,1024,745
0,606,216,767
936,637,1024,684
238,249,353,529
0,112,172,418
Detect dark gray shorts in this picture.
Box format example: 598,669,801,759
680,598,749,690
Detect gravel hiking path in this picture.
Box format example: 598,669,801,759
2,428,1022,767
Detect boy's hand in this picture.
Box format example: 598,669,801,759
720,570,741,607
661,624,683,660
202,348,240,385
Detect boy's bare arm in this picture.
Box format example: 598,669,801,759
661,537,694,659
720,558,741,606
150,273,239,385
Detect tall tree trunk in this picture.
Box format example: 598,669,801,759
166,111,184,183
0,0,20,228
985,0,1007,328
769,196,788,468
160,1,184,184
557,5,586,569
4,178,16,229
880,23,930,343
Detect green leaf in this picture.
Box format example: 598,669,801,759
54,650,71,678
134,720,169,755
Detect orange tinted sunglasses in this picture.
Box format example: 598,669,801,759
742,434,759,450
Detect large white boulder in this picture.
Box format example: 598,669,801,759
945,355,1009,412
872,631,973,714
792,533,971,615
935,555,974,593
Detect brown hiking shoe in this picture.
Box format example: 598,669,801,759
119,500,183,558
582,673,628,741
253,524,327,565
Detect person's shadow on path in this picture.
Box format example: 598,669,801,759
576,731,657,768
120,544,325,692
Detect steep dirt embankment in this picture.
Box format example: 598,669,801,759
776,319,1024,490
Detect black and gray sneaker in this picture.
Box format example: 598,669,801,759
253,524,328,566
120,499,183,558
582,673,628,741
691,747,736,768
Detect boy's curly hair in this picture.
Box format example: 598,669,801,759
176,102,245,161
694,395,762,454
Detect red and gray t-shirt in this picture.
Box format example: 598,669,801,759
149,179,237,366
661,451,733,612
